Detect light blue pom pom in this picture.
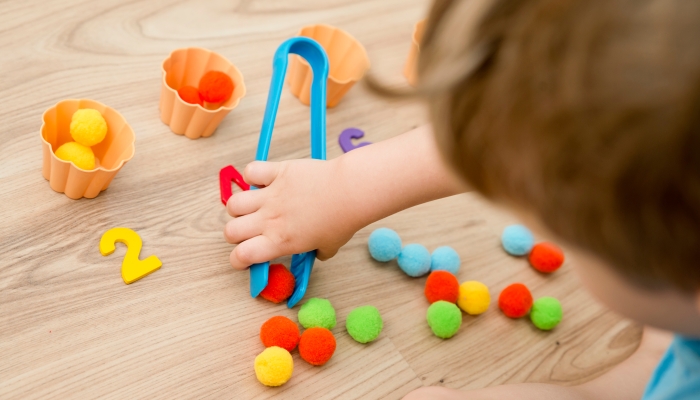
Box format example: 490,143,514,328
368,228,402,262
501,224,535,256
431,246,461,274
398,244,431,277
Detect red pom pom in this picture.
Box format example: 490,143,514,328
424,271,459,304
529,242,564,273
198,71,234,103
299,327,336,366
498,283,533,318
260,316,300,352
177,85,202,106
260,264,296,304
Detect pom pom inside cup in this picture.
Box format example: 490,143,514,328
70,108,107,147
177,85,203,106
55,142,95,171
199,71,234,103
40,99,135,199
288,24,371,108
160,47,246,139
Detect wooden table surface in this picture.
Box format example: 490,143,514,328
0,1,641,398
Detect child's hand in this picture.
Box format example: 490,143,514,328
224,158,361,270
223,125,466,270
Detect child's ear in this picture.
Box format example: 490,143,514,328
695,290,700,315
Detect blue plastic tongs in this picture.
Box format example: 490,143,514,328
249,37,329,308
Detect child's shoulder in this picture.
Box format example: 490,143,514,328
642,335,700,400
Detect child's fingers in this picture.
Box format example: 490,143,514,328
243,161,280,187
229,235,280,270
224,214,263,244
227,190,262,217
316,246,339,261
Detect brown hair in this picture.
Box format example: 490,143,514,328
390,0,700,290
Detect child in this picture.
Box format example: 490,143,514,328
225,0,700,398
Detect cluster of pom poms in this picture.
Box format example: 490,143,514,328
176,71,235,107
254,298,340,387
368,228,461,277
422,271,491,338
54,109,108,171
497,225,565,329
501,225,565,273
296,298,337,366
260,264,296,304
254,293,387,386
497,283,563,330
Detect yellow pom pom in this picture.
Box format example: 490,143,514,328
70,109,107,146
457,281,490,315
54,141,96,170
254,346,293,387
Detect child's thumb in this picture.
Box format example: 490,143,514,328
243,161,280,187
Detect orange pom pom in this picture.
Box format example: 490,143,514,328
177,85,202,106
260,264,296,304
299,327,336,366
198,71,234,103
529,242,564,273
424,271,459,304
498,283,533,318
260,316,300,352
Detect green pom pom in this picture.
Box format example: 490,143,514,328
298,298,336,329
426,301,462,339
346,305,383,343
530,297,563,330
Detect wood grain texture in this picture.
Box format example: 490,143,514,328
0,0,641,399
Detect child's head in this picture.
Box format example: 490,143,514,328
417,0,700,332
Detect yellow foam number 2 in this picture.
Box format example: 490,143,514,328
99,227,162,284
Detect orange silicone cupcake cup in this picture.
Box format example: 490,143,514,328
288,24,370,108
159,48,246,139
403,19,425,87
40,99,135,200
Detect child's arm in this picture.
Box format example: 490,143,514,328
224,125,466,270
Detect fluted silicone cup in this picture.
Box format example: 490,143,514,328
40,99,135,200
288,24,370,108
160,47,246,139
403,19,425,87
